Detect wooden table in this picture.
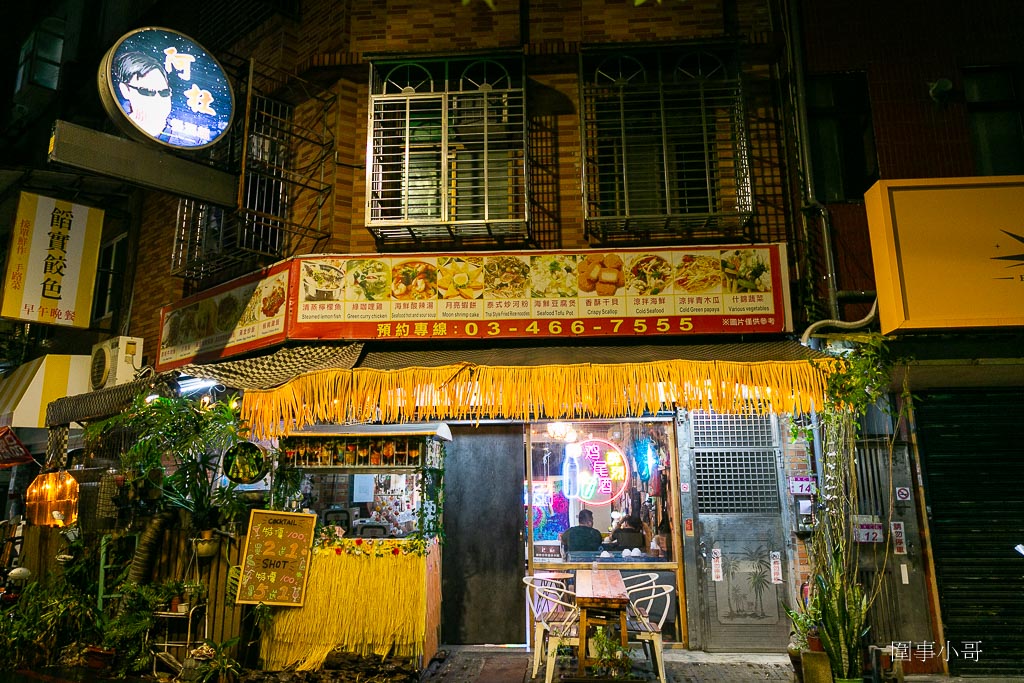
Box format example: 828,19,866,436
574,569,630,675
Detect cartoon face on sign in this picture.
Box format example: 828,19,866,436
99,28,233,149
561,438,630,506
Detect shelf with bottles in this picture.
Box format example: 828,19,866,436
280,434,427,470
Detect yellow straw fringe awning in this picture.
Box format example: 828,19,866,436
261,542,439,669
242,358,841,438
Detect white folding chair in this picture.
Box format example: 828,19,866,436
622,571,659,596
523,576,577,679
626,582,674,683
538,584,580,683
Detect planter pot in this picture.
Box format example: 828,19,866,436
787,646,804,683
799,650,832,683
194,536,221,557
806,633,824,652
835,678,863,683
85,646,115,670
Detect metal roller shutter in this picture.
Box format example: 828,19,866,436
915,390,1024,675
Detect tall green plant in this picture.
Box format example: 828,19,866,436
804,334,904,680
84,393,247,534
815,549,867,679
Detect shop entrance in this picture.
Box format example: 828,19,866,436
440,423,526,644
686,412,790,652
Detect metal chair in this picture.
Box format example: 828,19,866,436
523,576,576,679
537,583,581,683
357,523,388,537
622,571,659,595
322,507,351,533
626,582,674,683
524,577,581,683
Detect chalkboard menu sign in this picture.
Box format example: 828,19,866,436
236,510,316,606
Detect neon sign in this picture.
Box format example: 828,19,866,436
562,438,630,506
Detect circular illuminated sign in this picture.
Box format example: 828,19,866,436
98,27,234,150
561,438,630,506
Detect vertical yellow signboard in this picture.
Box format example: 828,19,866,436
1,192,104,328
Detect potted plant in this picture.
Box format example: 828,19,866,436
101,580,165,677
184,580,208,609
587,626,636,680
784,588,821,682
189,637,241,683
801,335,904,683
85,393,248,545
814,550,868,683
158,578,187,612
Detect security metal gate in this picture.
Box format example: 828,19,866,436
686,412,790,652
915,390,1024,676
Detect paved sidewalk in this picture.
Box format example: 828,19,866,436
419,646,793,683
418,646,1019,683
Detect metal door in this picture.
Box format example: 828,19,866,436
686,412,790,652
441,423,526,644
915,390,1024,676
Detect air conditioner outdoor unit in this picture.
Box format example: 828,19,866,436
90,336,143,391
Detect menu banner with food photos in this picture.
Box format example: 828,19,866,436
157,261,289,370
157,244,790,369
288,244,790,341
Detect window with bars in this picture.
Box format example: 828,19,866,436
171,64,334,288
366,57,529,249
690,412,781,515
581,47,754,245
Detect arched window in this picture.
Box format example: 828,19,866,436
581,47,753,244
367,57,527,249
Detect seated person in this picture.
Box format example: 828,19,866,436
560,509,604,554
606,515,645,551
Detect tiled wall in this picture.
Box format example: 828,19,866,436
132,0,794,358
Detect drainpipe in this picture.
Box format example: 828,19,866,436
788,0,840,320
799,297,878,347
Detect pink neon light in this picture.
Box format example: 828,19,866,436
571,438,630,506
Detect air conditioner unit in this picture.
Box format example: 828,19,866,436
90,336,143,391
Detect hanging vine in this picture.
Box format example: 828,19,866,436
801,334,911,680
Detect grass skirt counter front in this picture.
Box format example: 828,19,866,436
260,537,441,671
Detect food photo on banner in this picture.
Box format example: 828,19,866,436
97,27,234,150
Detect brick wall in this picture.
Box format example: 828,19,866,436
799,0,1024,317
127,193,184,368
132,0,792,350
779,416,813,589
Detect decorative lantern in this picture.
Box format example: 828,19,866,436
25,470,80,526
